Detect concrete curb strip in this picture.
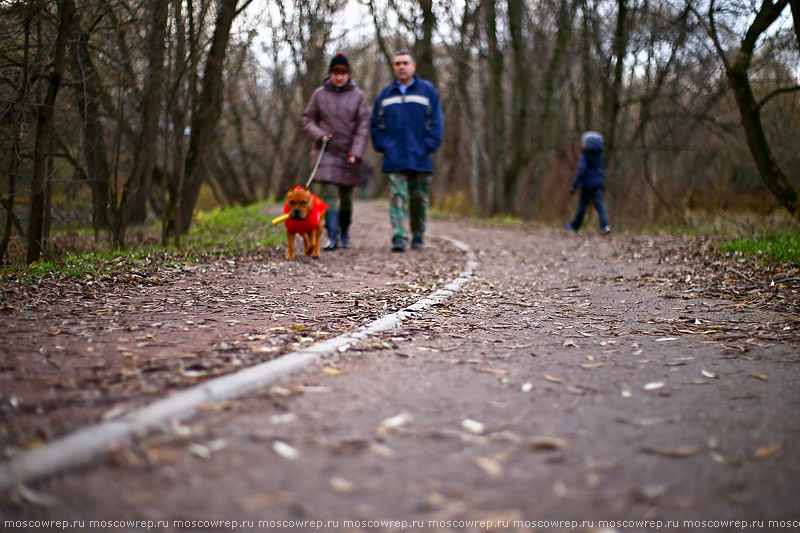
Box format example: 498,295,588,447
0,238,476,491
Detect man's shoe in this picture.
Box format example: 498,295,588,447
600,225,611,235
565,223,578,234
391,238,406,252
411,236,423,249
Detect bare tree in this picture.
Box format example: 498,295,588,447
0,2,36,264
689,0,800,222
179,0,250,233
27,0,73,263
483,0,505,214
114,0,169,244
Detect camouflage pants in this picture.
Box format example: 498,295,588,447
387,171,431,242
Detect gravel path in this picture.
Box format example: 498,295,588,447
2,201,799,532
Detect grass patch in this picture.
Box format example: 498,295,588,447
719,234,800,265
2,202,285,281
185,202,283,252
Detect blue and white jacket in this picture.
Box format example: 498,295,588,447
571,132,606,191
370,75,444,173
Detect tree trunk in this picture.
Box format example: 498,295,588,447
603,0,629,170
116,0,169,240
484,0,504,214
27,0,74,264
163,0,193,246
1,3,34,265
529,0,577,211
416,0,437,84
715,0,799,221
727,66,799,221
69,17,114,238
580,0,594,131
179,0,240,233
366,0,393,71
502,0,532,208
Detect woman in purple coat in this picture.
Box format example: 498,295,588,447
302,53,370,250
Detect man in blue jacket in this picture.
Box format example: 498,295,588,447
566,131,611,234
371,50,444,251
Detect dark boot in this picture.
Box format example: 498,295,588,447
324,210,339,250
340,211,352,248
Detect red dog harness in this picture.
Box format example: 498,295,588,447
283,187,328,235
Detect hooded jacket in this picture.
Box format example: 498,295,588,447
571,132,606,191
370,75,444,173
302,78,370,186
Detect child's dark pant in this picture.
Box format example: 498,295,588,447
571,186,609,230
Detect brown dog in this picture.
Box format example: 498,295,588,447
283,186,328,260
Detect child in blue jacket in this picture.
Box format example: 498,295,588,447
566,131,610,234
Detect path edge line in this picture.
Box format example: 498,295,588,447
0,238,476,491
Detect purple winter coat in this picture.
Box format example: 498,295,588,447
302,78,370,187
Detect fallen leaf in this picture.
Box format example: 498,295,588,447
294,385,331,393
322,367,341,375
644,381,665,390
633,484,668,503
187,442,212,460
709,451,744,467
368,441,396,459
640,445,700,458
239,492,293,512
15,484,60,507
477,367,509,376
580,362,604,369
616,417,674,426
330,476,356,494
272,440,300,460
199,401,238,411
103,405,127,420
377,412,413,435
563,339,579,348
462,419,486,434
665,357,694,366
701,370,718,379
145,446,184,464
750,373,768,382
271,413,298,424
521,382,533,392
753,442,783,459
252,346,279,353
528,436,570,451
544,373,564,384
655,337,679,342
474,456,504,478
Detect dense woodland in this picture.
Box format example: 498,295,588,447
1,0,799,264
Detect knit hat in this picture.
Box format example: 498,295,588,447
329,53,350,72
581,131,604,150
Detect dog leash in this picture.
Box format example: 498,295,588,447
305,137,329,188
272,138,329,226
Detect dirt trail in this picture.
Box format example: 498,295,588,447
2,201,799,532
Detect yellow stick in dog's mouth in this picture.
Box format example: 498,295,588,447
271,213,290,226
